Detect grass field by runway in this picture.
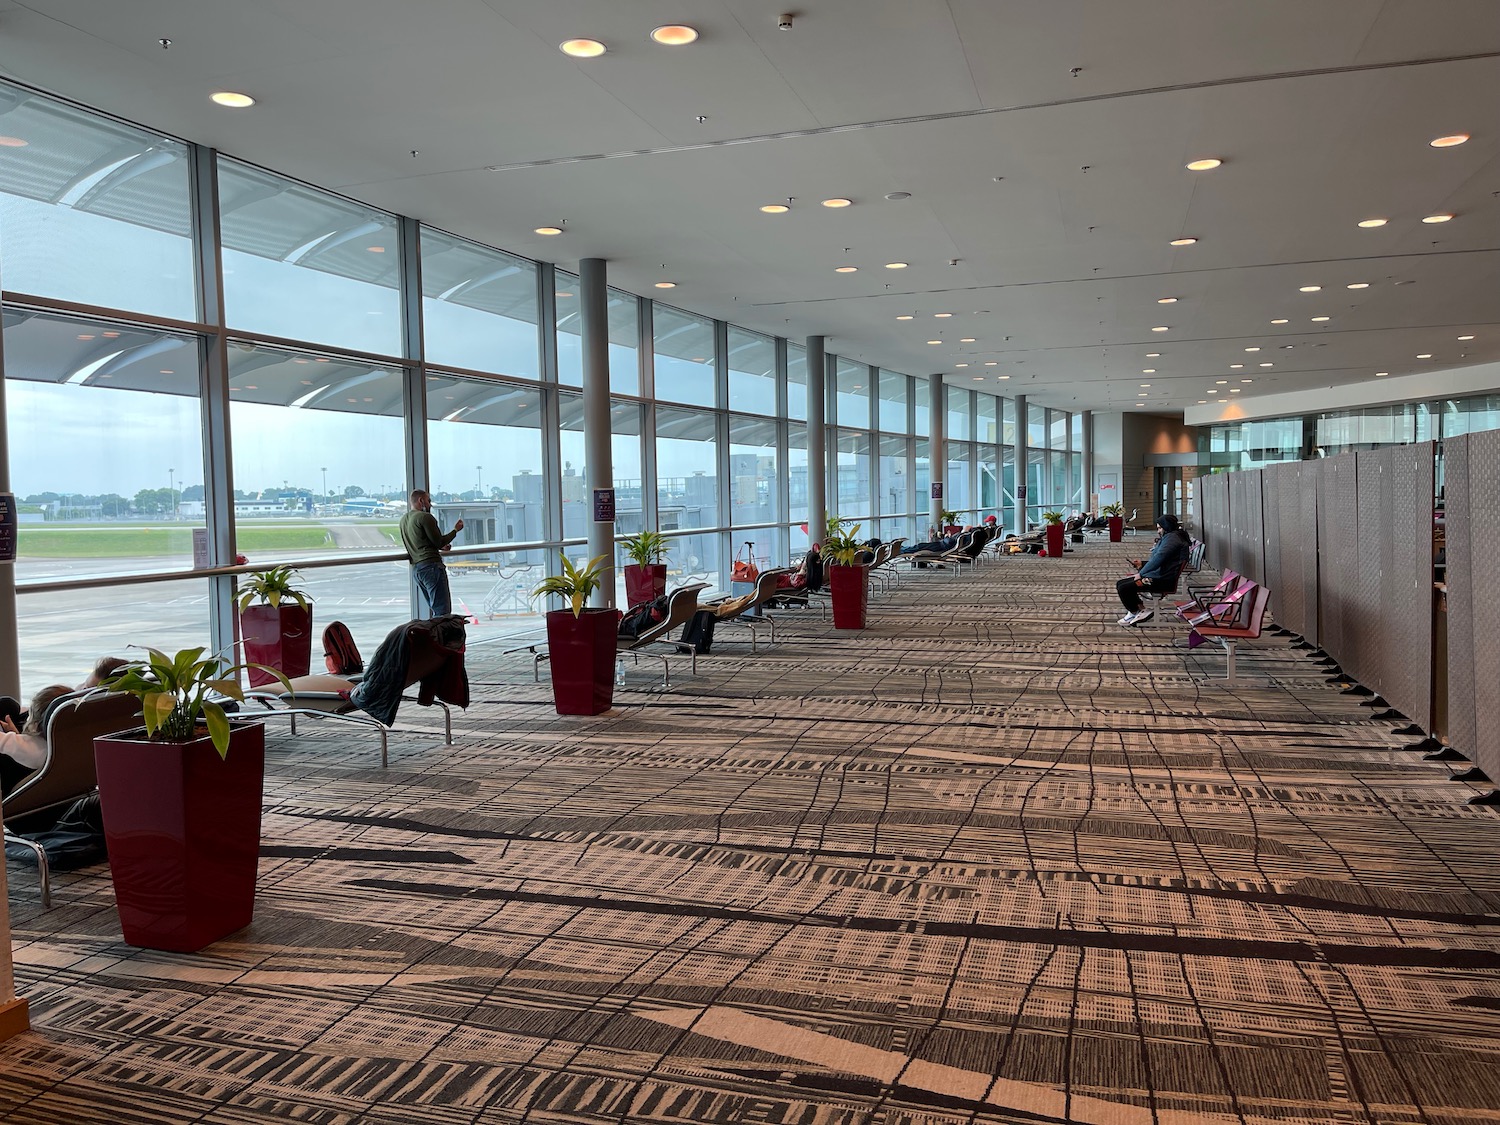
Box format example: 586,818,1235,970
13,521,398,557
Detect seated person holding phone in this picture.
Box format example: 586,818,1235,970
1115,513,1190,626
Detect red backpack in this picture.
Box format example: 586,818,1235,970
322,621,364,675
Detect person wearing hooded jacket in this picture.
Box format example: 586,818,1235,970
1115,513,1190,626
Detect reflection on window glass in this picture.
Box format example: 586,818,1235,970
787,343,807,421
914,439,930,535
421,229,539,379
657,406,718,529
1049,409,1068,450
1027,402,1046,449
218,158,401,356
879,369,908,432
0,81,195,319
228,343,405,560
653,305,715,406
1050,450,1068,505
947,386,971,443
298,560,445,659
947,443,972,515
914,378,929,436
19,581,209,688
836,429,871,519
836,358,870,429
729,415,777,527
879,435,908,515
979,447,998,511
728,328,775,415
426,372,544,551
977,394,997,444
1002,397,1016,445
664,531,722,592
788,424,808,524
3,310,204,579
560,395,644,546
556,276,641,394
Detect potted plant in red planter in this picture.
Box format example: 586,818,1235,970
939,508,961,536
96,647,288,953
1042,511,1066,557
532,552,618,716
823,516,871,630
621,530,669,608
236,565,312,687
1102,502,1125,542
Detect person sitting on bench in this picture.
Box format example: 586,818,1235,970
1115,513,1190,626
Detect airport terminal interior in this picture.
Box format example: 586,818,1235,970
1,2,1499,1122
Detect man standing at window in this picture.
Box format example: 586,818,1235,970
400,490,464,618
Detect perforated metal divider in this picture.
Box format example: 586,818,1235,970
1349,449,1391,692
1317,454,1358,667
1446,432,1500,778
1297,460,1321,647
1240,469,1266,584
1261,463,1284,613
1201,472,1231,570
1269,463,1304,638
1385,442,1434,732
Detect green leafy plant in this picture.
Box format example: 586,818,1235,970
234,565,311,613
1101,502,1124,517
532,552,612,617
821,517,865,567
938,508,959,527
1042,510,1065,525
621,530,669,567
100,646,290,758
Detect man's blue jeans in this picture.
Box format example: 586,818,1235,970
412,560,452,618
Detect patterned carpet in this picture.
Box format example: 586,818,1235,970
5,540,1500,1124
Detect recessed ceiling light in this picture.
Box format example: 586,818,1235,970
1146,352,1161,358
1185,158,1222,171
1245,346,1260,352
1198,400,1207,404
0,136,29,147
998,375,1010,379
560,38,607,57
896,314,913,320
1271,318,1289,325
650,24,699,45
885,191,911,201
1259,362,1273,367
1135,403,1145,407
1230,388,1241,393
1230,364,1244,369
1208,389,1218,393
960,337,976,343
1422,213,1453,224
822,198,853,208
1357,218,1388,228
1376,371,1389,377
1142,369,1155,374
1169,237,1198,246
366,245,385,253
1216,379,1228,384
1347,282,1370,289
1430,134,1470,148
926,339,941,345
1311,316,1330,322
934,312,952,318
1140,383,1151,387
835,265,858,273
1241,379,1253,383
1152,326,1170,332
984,361,998,366
535,227,570,239
1157,297,1178,304
1299,285,1322,292
655,281,676,289
76,333,95,340
211,91,256,107
1417,353,1433,359
885,262,908,269
972,376,985,381
955,363,968,367
1458,334,1475,340
760,203,789,214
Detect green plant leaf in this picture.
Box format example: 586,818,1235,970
201,701,231,758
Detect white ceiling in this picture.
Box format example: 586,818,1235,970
1,0,1497,415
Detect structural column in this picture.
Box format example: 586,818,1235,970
806,336,827,540
1081,409,1094,510
1013,394,1028,536
928,373,945,535
580,257,614,608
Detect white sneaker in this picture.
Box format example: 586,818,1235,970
1117,613,1136,626
1130,610,1155,626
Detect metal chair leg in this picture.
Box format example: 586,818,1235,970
5,829,51,909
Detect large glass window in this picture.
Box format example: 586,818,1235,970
656,406,718,529
788,423,808,527
1049,450,1068,506
19,581,209,689
556,277,641,395
559,395,645,544
1049,409,1068,450
977,394,997,444
228,344,405,561
1027,402,1046,449
914,378,930,436
836,358,871,429
947,443,973,517
786,343,807,421
878,369,908,432
729,416,777,526
218,159,401,356
0,82,195,320
835,430,872,519
3,311,205,579
1002,398,1016,445
914,439,930,535
425,373,545,551
947,386,972,443
420,230,539,379
979,445,999,512
728,328,775,415
653,305,715,407
879,435,908,516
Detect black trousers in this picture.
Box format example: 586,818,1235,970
1116,576,1176,613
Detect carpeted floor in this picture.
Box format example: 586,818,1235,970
4,540,1499,1124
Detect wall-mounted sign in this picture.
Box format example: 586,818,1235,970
592,488,616,522
0,492,15,563
192,527,210,568
1016,485,1028,499
930,483,943,499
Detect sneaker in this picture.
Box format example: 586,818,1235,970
1117,613,1136,626
1130,610,1155,626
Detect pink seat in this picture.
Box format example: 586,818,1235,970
1190,585,1272,685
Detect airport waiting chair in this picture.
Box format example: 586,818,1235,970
616,582,710,686
1189,584,1273,685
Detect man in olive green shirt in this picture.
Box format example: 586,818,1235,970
400,489,464,617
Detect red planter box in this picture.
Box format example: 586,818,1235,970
241,603,313,687
1107,516,1124,542
94,724,265,953
1045,523,1066,557
624,563,667,608
829,564,870,630
546,608,620,715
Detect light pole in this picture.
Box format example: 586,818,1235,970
476,465,483,497
168,468,174,520
321,466,328,508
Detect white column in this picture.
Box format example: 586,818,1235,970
580,258,614,608
806,336,827,538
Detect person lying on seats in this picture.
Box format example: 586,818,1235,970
1115,513,1190,627
901,533,960,555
